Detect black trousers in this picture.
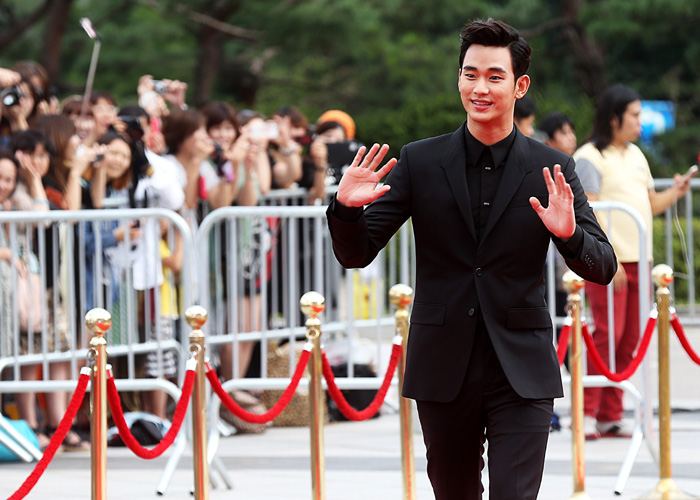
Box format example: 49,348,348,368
416,318,553,500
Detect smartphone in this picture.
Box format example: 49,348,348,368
682,165,698,182
249,121,279,140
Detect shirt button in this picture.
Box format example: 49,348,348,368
468,308,475,316
475,267,483,276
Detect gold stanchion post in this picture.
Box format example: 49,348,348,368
186,305,210,500
641,265,698,499
300,291,326,500
389,284,416,500
86,308,112,500
562,271,591,500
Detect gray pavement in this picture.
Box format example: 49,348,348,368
2,324,700,499
2,405,700,499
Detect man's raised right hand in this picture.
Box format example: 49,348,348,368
336,143,397,207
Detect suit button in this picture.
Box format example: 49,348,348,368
475,267,483,276
468,308,475,316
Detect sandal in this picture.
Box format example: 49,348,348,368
46,426,91,452
31,427,51,451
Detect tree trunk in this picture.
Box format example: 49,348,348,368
561,0,608,98
192,25,223,107
40,0,73,87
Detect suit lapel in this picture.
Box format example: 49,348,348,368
440,123,477,242
480,130,534,244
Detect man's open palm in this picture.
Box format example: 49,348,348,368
529,164,576,240
337,144,397,207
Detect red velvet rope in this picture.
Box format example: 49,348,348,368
322,342,402,421
7,371,90,500
206,348,311,424
557,323,571,366
106,369,195,459
581,316,657,382
670,313,700,365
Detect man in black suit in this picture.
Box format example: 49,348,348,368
326,19,616,499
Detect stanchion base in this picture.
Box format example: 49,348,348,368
569,492,593,499
638,479,700,499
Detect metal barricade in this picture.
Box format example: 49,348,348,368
561,200,655,494
196,204,414,387
0,208,193,491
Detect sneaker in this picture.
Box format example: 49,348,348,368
583,416,601,440
596,420,634,438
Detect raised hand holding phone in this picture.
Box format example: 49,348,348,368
336,143,397,207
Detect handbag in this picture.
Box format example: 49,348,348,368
16,267,42,333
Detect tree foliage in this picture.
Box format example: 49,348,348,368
0,0,699,165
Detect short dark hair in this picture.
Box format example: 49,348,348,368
459,19,531,79
514,96,537,120
538,112,574,140
8,129,54,156
201,101,240,138
314,120,346,139
590,84,640,151
162,108,205,154
118,104,150,122
274,105,309,131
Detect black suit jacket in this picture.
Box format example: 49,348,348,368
327,123,616,402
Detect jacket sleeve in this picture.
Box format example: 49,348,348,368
326,145,412,269
552,156,617,285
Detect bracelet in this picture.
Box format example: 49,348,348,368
280,145,297,156
32,198,50,206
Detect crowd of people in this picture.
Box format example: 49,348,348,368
0,42,695,469
0,60,362,450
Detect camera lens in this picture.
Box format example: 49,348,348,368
153,80,168,94
1,87,20,107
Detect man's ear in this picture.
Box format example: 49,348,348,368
515,75,530,99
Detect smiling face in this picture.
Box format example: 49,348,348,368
458,44,529,142
208,120,238,151
103,138,132,181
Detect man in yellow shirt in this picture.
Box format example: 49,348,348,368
574,84,694,439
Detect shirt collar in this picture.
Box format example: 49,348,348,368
464,125,517,167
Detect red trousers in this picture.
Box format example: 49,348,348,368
583,262,647,422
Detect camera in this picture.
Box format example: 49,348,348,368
152,80,168,95
118,115,145,142
1,86,22,107
210,142,226,169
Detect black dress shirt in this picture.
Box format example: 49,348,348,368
464,126,517,241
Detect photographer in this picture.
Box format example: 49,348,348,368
0,79,32,144
13,61,58,123
114,105,184,212
84,91,120,147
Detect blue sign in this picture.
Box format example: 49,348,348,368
640,100,675,145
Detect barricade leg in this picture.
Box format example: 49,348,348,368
641,265,698,499
0,413,41,462
563,272,592,500
186,306,210,500
390,284,416,500
86,308,112,500
301,292,326,500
